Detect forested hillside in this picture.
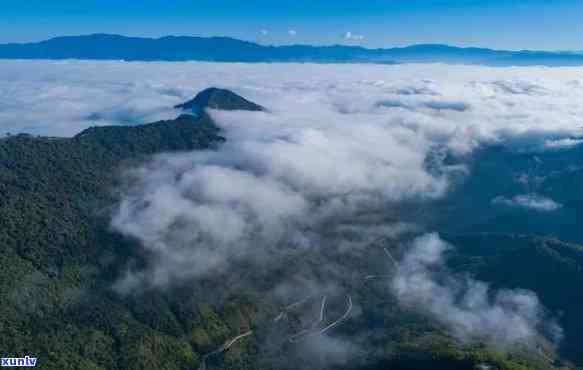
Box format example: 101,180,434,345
0,112,225,369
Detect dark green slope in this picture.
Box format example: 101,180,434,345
434,143,583,244
0,113,223,267
0,112,225,369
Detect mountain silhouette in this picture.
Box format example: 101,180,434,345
175,87,265,112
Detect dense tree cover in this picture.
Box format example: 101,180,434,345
0,113,226,369
0,105,580,369
435,144,583,244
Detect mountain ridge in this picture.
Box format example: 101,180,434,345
3,33,583,65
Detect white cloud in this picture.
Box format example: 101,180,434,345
544,137,583,149
343,32,364,41
391,233,562,346
2,61,583,142
260,29,269,36
288,29,297,37
492,194,562,212
111,96,449,287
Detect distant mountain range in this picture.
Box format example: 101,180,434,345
2,33,583,66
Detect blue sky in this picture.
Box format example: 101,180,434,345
2,0,583,50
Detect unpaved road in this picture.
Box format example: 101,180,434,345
198,331,253,370
289,295,352,342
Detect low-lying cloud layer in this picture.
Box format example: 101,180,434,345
2,60,577,349
391,233,563,346
2,60,583,142
111,105,448,288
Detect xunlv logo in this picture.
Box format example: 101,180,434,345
1,357,37,367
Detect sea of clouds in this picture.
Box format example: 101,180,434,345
2,60,583,141
2,60,579,348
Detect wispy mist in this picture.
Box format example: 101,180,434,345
492,194,563,212
391,233,563,347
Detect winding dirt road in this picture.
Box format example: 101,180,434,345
288,295,352,343
383,247,399,268
274,295,315,322
198,331,253,370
